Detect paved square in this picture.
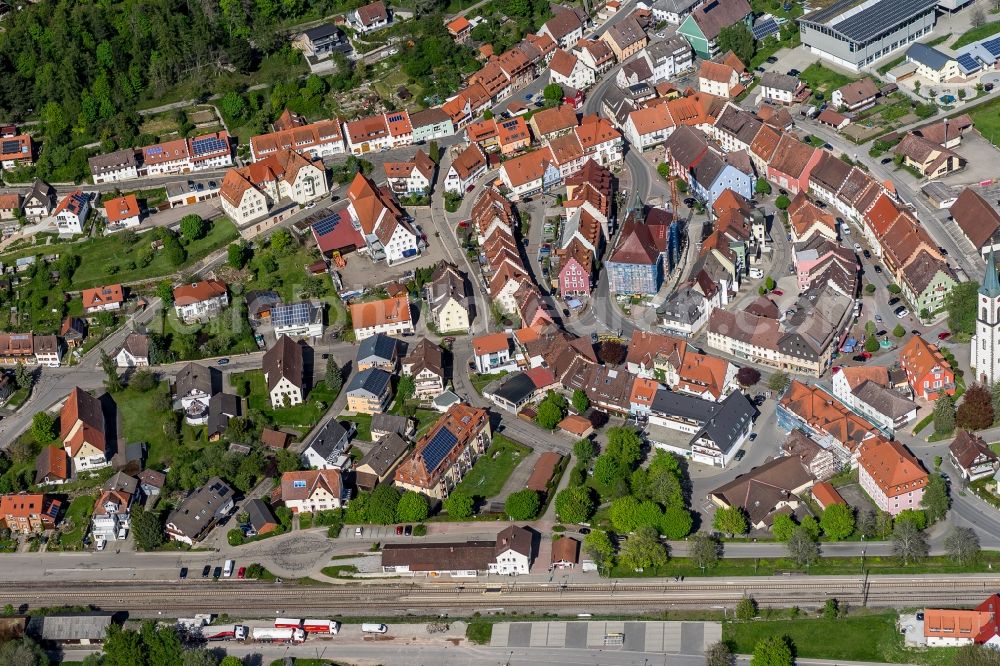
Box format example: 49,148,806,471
507,623,531,648
623,622,646,651
680,622,705,655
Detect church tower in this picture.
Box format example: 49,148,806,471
973,247,1000,384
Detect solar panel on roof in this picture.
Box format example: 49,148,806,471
813,0,937,44
192,136,227,156
421,427,458,473
272,302,312,328
752,17,779,40
312,213,342,237
387,114,404,122
957,53,981,72
0,140,19,155
147,146,162,155
984,37,1000,57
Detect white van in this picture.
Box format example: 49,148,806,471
362,623,388,634
223,560,235,577
749,268,764,279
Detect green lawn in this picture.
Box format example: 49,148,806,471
51,495,97,551
970,97,1000,148
724,614,955,665
320,564,358,577
117,381,208,468
453,434,531,500
341,413,372,441
149,304,258,361
99,187,168,207
470,372,507,394
5,386,29,409
799,62,856,94
0,218,239,290
953,20,1000,48
234,370,339,428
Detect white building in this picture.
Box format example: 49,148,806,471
974,250,1000,385
444,143,488,195
272,301,324,338
53,190,90,235
219,149,329,225
759,72,800,105
173,280,229,324
91,488,133,542
264,335,304,409
549,49,596,90
472,333,516,374
280,470,348,513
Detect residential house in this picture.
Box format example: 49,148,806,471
472,332,516,374
271,301,324,338
60,387,108,473
351,0,390,33
782,429,839,481
371,412,412,441
894,133,966,178
788,193,838,245
812,481,846,509
165,477,235,544
34,335,61,368
446,15,472,42
261,428,292,450
35,446,70,486
677,0,752,59
550,48,596,90
345,368,393,415
708,455,814,530
767,133,821,195
81,284,124,314
641,35,694,83
174,362,216,426
759,72,801,105
280,469,347,513
698,60,741,98
115,333,149,368
402,338,446,400
89,149,140,184
344,112,413,154
539,5,586,49
601,15,648,61
857,438,928,516
409,108,455,144
139,469,166,497
575,39,616,74
23,180,54,218
646,389,756,467
0,494,60,534
60,317,86,348
899,335,955,400
220,149,329,224
384,150,435,196
923,608,995,648
905,43,959,83
832,78,879,111
777,380,878,465
294,24,351,59
355,432,409,490
356,333,400,372
551,535,580,568
949,430,1000,481
245,499,279,536
660,287,710,337
831,365,917,433
380,525,533,575
350,294,414,340
345,172,421,265
263,335,305,409
172,280,229,323
207,392,241,441
53,191,90,235
102,194,142,231
301,420,355,470
250,118,345,161
394,403,492,499
0,193,21,219
445,143,488,195
91,486,134,542
427,262,470,333
951,188,1000,255
645,0,701,23
898,249,957,316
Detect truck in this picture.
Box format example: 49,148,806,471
303,619,340,635
274,618,303,629
252,627,305,643
198,625,248,642
362,623,388,634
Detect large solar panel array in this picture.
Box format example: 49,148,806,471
752,17,779,40
0,139,23,155
272,302,312,328
808,0,936,44
421,427,458,473
192,136,228,156
957,53,981,73
983,37,1000,57
312,212,344,237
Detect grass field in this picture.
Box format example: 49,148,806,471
51,494,98,551
724,613,956,665
117,381,208,468
340,413,372,441
970,96,1000,148
799,62,855,94
237,370,339,428
953,20,1000,49
453,434,531,500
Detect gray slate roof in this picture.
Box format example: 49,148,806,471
356,333,399,365
346,367,391,397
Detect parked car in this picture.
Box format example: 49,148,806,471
873,265,882,274
749,433,758,441
911,329,921,336
396,525,404,536
404,525,413,536
756,66,766,73
355,527,364,537
823,143,833,150
894,307,910,318
202,565,211,578
734,450,746,462
862,249,871,259
938,331,952,340
875,314,882,323
853,243,862,252
766,56,779,64
888,297,900,306
771,289,784,296
787,68,800,76
852,354,868,362
938,246,949,256
179,567,188,580
880,157,893,165
213,566,222,579
237,567,246,579
217,358,230,365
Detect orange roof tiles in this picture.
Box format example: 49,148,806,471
172,279,227,306
629,377,658,408
446,15,471,34
811,481,845,508
858,438,927,498
924,609,993,640
81,284,124,309
103,195,140,223
350,294,411,330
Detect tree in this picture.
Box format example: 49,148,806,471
428,140,440,163
218,658,243,666
397,375,416,404
887,284,902,295
856,508,876,538
555,486,596,524
706,641,734,666
958,384,994,430
891,323,906,338
820,504,855,540
973,6,987,27
610,495,646,533
571,389,590,414
737,367,761,388
100,351,122,393
31,412,56,444
892,519,929,565
13,362,30,390
717,23,755,65
605,427,643,468
768,371,790,392
736,595,758,621
0,637,48,666
326,357,343,394
897,508,927,531
864,334,880,353
367,485,401,525
921,473,950,524
787,526,820,567
228,242,250,269
657,162,671,180
875,510,894,538
771,513,796,541
543,83,564,104
535,391,567,429
752,635,794,666
660,506,693,539
598,340,626,365
187,650,224,666
583,530,616,570
593,454,625,488
103,625,146,666
755,177,772,195
946,526,981,566
690,532,721,571
934,394,956,434
799,514,821,539
713,506,748,537
775,194,791,210
573,438,595,462
443,491,474,519
765,276,776,292
619,526,668,570
947,281,979,336
179,214,207,241
396,491,429,523
131,506,164,551
505,489,541,520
